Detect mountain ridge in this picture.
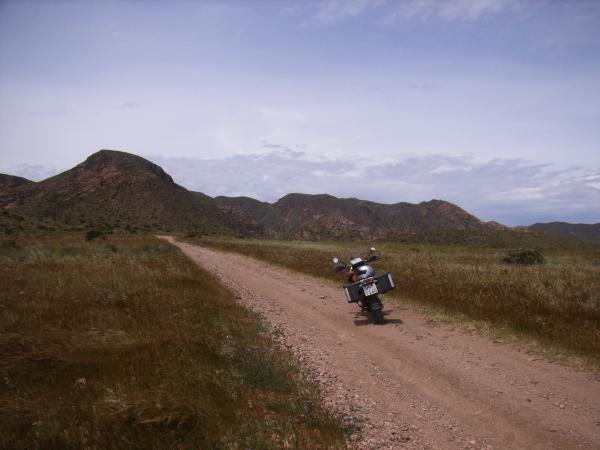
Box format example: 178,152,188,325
1,149,596,243
214,192,499,240
529,222,600,243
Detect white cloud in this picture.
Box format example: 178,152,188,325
437,0,524,22
385,0,525,23
3,163,59,181
498,187,544,201
429,163,472,174
316,0,384,23
315,0,525,24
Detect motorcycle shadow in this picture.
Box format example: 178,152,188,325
352,310,404,326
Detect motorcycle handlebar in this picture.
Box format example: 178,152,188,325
335,260,380,272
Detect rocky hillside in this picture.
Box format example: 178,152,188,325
529,222,600,243
215,193,501,240
0,173,34,201
0,150,232,234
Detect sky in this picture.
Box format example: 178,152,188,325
0,0,599,226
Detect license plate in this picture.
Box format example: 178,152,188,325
362,283,379,296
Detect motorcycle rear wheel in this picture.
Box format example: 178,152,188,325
372,309,384,325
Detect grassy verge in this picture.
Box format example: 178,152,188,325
186,237,600,369
0,232,346,449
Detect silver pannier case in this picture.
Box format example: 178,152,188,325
343,272,395,303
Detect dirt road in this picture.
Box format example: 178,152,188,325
162,237,600,449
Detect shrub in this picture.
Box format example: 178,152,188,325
503,248,544,265
85,229,104,241
125,225,138,234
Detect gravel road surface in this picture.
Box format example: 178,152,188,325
161,237,600,450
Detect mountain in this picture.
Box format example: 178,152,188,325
7,149,589,244
0,174,34,205
0,150,232,233
215,193,500,240
0,173,33,191
213,196,270,236
529,222,600,243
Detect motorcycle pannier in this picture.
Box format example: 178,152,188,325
343,272,395,302
375,272,395,292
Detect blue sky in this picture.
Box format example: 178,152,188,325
1,0,599,225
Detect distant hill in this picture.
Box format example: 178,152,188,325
0,173,33,191
215,193,503,240
529,222,600,243
214,195,270,236
2,149,595,245
0,150,232,234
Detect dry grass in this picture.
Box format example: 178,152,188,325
0,233,346,449
189,237,600,368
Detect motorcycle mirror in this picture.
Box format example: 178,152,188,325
332,257,339,264
370,247,376,252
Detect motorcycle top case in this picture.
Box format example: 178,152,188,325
344,272,395,303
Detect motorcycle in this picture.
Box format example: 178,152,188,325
332,247,395,325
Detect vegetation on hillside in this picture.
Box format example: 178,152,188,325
188,237,600,367
530,221,600,243
0,150,233,235
0,233,346,449
216,193,498,241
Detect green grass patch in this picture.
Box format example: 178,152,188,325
0,233,346,449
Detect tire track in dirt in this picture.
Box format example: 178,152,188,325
162,237,600,450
